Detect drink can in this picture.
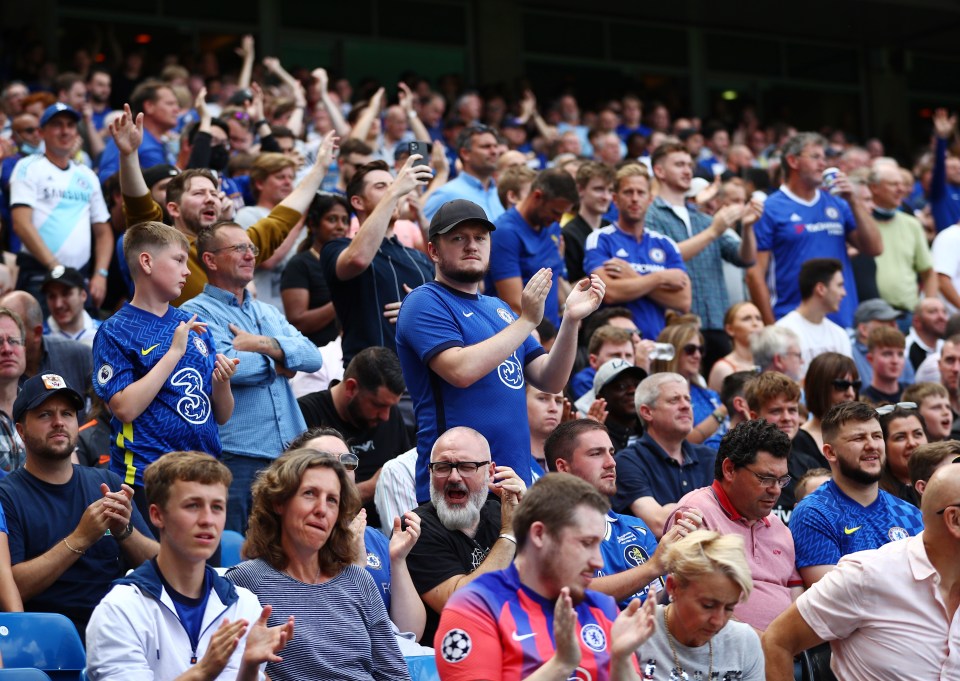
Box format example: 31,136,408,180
649,343,676,362
822,167,842,195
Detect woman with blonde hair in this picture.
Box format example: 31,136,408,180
652,322,727,447
226,448,410,681
641,530,763,680
707,302,764,392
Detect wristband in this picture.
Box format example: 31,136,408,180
96,268,109,278
113,523,133,542
712,410,724,424
498,533,516,544
63,538,85,554
253,119,269,130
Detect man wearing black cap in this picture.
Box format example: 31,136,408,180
0,374,156,637
41,266,101,347
396,198,606,504
9,102,112,309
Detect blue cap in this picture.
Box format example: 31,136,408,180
13,374,84,424
40,102,81,127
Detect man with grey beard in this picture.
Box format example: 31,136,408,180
406,426,526,644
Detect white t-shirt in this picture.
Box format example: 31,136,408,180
932,224,960,314
9,155,109,268
776,309,852,376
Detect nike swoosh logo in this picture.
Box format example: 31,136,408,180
462,312,474,318
141,344,160,356
844,526,861,535
511,632,536,641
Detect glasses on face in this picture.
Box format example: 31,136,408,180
212,243,260,257
742,466,792,489
0,337,23,348
832,379,862,392
799,153,826,162
15,127,38,135
875,401,918,416
333,452,359,470
428,461,490,477
682,343,703,356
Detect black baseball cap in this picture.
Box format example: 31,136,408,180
142,164,179,189
13,374,84,424
40,266,85,293
428,199,496,240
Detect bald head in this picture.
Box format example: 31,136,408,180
0,291,42,329
430,426,491,462
921,463,960,527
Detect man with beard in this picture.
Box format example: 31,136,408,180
0,374,156,637
181,222,322,534
790,401,924,588
665,419,803,631
545,419,700,609
406,426,527,645
395,199,606,505
111,105,338,305
297,346,413,529
434,472,657,680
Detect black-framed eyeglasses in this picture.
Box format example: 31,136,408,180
936,503,960,515
742,466,791,489
682,343,703,356
428,461,490,477
875,402,917,416
832,379,862,392
211,243,260,257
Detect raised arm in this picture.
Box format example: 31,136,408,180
745,251,775,325
235,35,255,90
398,81,430,142
111,104,149,199
277,130,338,215
263,56,306,137
311,68,351,138
349,88,384,141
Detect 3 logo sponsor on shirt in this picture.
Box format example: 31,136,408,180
497,352,524,391
888,526,909,541
580,623,607,652
440,629,472,663
171,367,210,425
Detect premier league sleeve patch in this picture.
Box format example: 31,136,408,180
96,364,114,385
440,628,472,663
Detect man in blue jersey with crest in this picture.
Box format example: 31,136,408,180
395,199,606,504
791,400,924,588
583,164,691,341
745,131,882,328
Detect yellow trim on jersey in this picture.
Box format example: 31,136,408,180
119,422,136,486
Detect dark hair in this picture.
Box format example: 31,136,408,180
130,79,174,117
54,72,84,96
144,450,233,510
513,473,609,552
650,141,689,169
455,124,497,153
530,168,579,205
720,370,757,415
804,352,859,419
338,138,374,158
715,419,790,480
244,449,360,575
536,317,557,346
287,426,347,452
879,406,927,442
165,168,218,207
300,193,350,252
185,118,228,146
798,258,843,300
343,346,406,395
543,420,609,472
909,441,960,487
346,160,390,206
822,401,879,446
581,307,636,346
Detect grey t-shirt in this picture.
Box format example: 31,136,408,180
637,604,764,680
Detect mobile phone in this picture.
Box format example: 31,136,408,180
408,140,433,160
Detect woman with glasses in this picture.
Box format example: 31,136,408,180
286,427,428,649
225,448,411,681
878,403,926,506
793,352,860,477
653,322,727,448
280,193,348,346
641,530,763,680
707,302,764,392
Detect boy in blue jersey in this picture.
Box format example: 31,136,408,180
545,419,702,609
93,221,239,529
791,400,924,588
86,450,293,680
583,164,691,340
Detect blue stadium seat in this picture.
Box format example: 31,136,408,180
0,671,54,681
405,655,440,681
0,613,85,681
220,529,245,567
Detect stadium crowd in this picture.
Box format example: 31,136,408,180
0,32,959,680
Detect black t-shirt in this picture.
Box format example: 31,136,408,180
297,384,413,528
562,215,610,283
280,251,338,347
321,236,433,365
407,498,502,644
860,383,903,406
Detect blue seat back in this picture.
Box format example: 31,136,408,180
0,613,85,680
405,655,440,681
220,529,245,567
0,671,54,681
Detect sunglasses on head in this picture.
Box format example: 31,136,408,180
875,401,917,416
682,343,703,356
832,379,862,392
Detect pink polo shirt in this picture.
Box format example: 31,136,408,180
668,481,802,630
797,533,960,679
